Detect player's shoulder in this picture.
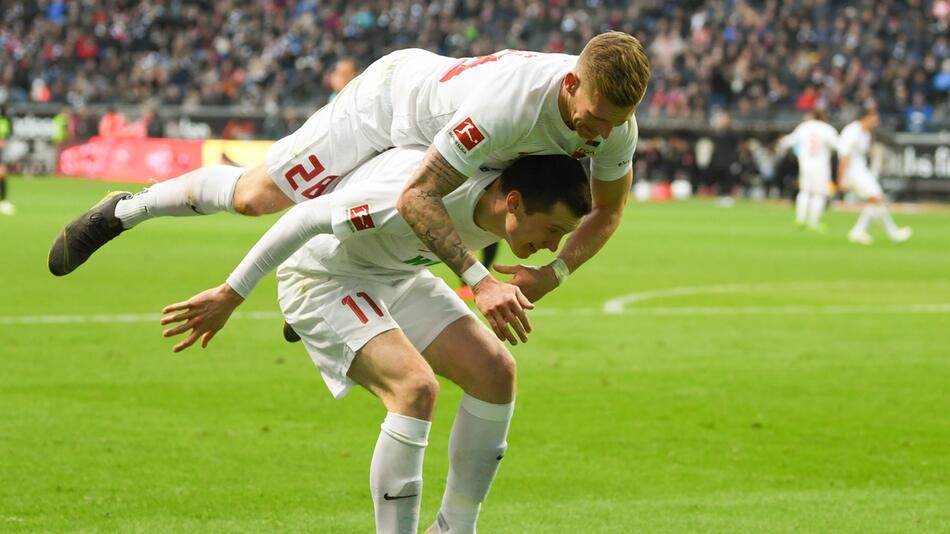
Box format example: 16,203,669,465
841,121,862,134
604,114,640,148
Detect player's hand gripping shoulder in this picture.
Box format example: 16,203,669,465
160,283,244,352
397,146,534,345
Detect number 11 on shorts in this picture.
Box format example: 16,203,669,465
342,292,384,324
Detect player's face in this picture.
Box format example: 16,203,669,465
569,81,634,141
504,194,582,259
862,112,879,130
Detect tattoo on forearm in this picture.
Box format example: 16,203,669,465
400,148,476,275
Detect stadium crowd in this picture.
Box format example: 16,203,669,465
1,0,948,131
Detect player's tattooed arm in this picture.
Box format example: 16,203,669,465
397,146,477,276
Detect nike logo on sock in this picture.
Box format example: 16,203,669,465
383,492,418,501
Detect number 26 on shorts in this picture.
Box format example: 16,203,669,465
284,154,339,199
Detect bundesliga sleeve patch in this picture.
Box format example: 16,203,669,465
451,117,486,152
348,204,375,231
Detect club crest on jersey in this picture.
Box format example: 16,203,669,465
451,117,485,152
572,147,596,159
572,138,600,159
348,204,375,231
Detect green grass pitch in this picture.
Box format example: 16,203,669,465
1,176,949,532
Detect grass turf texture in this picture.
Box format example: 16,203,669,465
1,175,949,533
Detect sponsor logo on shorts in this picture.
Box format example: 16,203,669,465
348,204,375,231
617,159,631,167
452,117,485,152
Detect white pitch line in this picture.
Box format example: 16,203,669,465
589,303,950,317
0,310,282,325
2,304,950,326
602,280,950,314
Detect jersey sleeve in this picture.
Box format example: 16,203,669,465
226,196,336,298
328,147,425,240
777,125,802,153
825,126,841,153
837,126,856,157
431,87,529,177
590,117,638,181
328,189,401,242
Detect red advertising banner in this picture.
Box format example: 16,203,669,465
58,137,204,183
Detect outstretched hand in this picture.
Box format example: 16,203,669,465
493,263,559,303
160,283,245,352
472,275,534,345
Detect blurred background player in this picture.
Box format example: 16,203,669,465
777,110,839,232
327,57,358,103
0,106,12,216
838,104,912,245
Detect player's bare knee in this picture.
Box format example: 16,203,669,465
232,182,267,216
232,167,287,216
478,350,517,403
396,371,440,418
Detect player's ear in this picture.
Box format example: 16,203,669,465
565,71,580,96
506,191,523,214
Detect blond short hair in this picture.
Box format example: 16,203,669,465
578,32,651,108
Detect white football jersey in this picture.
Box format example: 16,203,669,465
838,121,872,176
388,49,637,181
779,120,839,177
281,148,499,281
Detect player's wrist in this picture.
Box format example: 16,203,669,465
462,261,491,288
221,282,246,302
547,258,570,286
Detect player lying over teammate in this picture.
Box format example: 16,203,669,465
49,31,649,345
161,148,591,533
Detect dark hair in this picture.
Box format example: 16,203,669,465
499,155,592,217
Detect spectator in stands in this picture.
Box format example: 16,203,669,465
0,0,946,129
904,93,936,132
98,106,128,138
706,111,740,206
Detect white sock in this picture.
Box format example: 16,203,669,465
370,412,431,534
438,394,515,534
114,165,244,228
794,191,808,224
874,204,900,235
807,194,826,228
851,204,875,236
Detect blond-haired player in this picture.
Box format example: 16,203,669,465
838,104,912,245
160,149,592,533
777,110,839,232
50,31,650,346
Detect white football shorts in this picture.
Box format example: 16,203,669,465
276,267,473,398
798,167,832,195
845,168,883,200
265,51,409,204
